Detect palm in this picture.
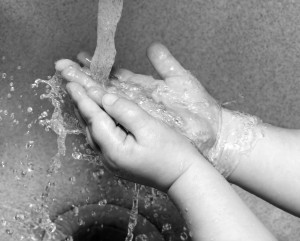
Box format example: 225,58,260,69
108,69,220,156
67,43,221,157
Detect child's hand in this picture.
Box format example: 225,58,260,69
66,81,200,191
56,43,221,158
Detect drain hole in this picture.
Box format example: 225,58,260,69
50,204,164,241
73,224,127,241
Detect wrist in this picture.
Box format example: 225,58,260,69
207,108,264,178
167,154,208,194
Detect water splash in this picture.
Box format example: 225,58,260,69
125,183,140,241
30,74,85,240
33,74,84,175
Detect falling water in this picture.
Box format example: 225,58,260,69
125,184,140,241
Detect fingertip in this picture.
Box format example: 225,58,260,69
147,42,186,79
86,85,106,106
102,93,119,106
77,51,92,67
113,68,135,82
147,42,168,61
55,59,80,72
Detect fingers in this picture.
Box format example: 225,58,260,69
102,93,152,138
61,64,98,89
66,82,126,149
147,42,187,79
56,59,107,103
77,51,92,68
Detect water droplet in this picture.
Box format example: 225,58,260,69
7,93,12,99
25,141,34,149
1,218,7,226
10,87,15,92
72,206,79,217
97,199,107,206
27,162,34,172
180,232,188,240
72,152,82,160
3,110,8,115
39,111,48,119
1,161,6,168
69,176,76,184
92,169,105,179
17,65,22,70
64,236,73,241
2,73,7,79
31,83,38,88
135,234,149,241
46,223,56,233
27,107,33,113
5,229,13,235
77,218,85,226
162,223,172,232
15,213,25,221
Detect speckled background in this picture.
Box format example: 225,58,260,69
1,0,300,240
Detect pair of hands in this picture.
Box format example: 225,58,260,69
55,43,221,191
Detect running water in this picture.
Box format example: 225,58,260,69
125,184,140,241
90,0,145,239
90,0,123,86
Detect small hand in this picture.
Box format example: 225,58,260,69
56,43,221,157
66,82,200,191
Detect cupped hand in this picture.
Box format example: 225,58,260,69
56,43,221,158
65,82,200,191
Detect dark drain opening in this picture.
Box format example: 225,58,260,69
50,204,164,241
73,224,127,241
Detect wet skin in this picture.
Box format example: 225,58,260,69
0,1,187,240
0,28,184,241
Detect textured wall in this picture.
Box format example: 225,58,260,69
1,0,300,240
